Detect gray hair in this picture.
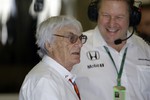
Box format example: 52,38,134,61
35,15,83,58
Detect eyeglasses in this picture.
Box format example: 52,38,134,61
53,32,87,44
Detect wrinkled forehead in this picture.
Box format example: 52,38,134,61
56,25,82,36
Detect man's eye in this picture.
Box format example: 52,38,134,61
117,16,123,19
116,16,125,20
103,14,109,17
102,14,110,18
70,35,75,40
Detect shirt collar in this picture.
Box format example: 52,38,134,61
125,30,135,48
93,26,108,48
42,55,76,81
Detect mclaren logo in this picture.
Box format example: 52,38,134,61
86,51,100,60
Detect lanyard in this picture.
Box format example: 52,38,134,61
69,79,81,100
104,46,128,86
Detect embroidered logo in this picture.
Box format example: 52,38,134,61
86,51,100,61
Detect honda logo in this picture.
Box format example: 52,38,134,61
86,51,100,60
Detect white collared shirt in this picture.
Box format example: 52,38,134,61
19,55,79,100
72,26,150,100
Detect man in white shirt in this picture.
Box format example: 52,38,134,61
19,15,87,100
72,0,150,100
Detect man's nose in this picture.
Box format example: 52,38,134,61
75,38,83,47
108,17,116,27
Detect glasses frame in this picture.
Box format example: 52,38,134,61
53,32,87,44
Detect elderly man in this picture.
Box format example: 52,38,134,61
19,15,87,100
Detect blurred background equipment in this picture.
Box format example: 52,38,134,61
0,0,17,45
29,0,61,25
136,3,150,44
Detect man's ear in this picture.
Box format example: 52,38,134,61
45,42,52,52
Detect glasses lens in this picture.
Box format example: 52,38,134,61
67,33,87,44
69,34,78,44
